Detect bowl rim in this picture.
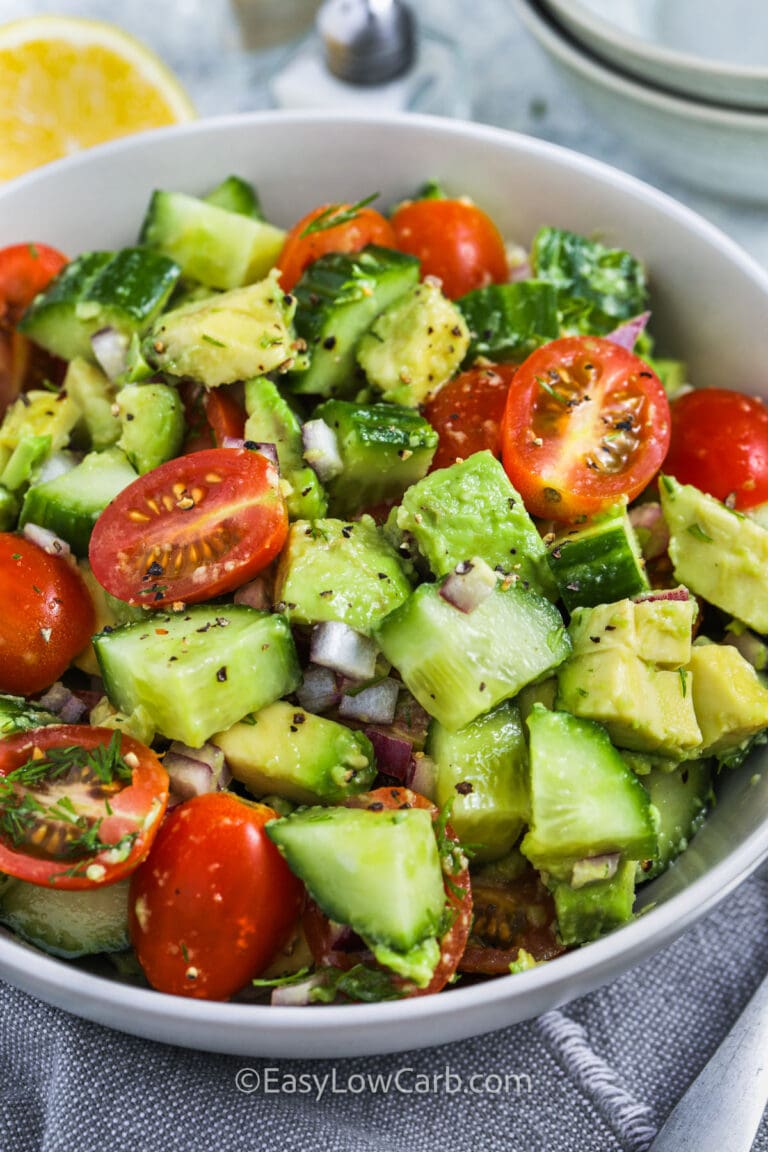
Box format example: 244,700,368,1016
2,109,768,1050
514,0,768,125
541,0,768,86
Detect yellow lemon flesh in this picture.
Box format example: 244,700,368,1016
0,16,195,181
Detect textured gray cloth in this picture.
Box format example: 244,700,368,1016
1,872,767,1152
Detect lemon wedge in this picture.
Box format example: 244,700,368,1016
0,15,196,181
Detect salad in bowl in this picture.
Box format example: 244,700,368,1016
1,119,768,1035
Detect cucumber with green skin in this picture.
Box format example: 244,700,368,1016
0,877,130,959
546,506,649,611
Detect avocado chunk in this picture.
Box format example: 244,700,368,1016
636,759,712,881
143,272,297,388
428,700,529,863
212,701,376,804
313,399,438,519
93,606,300,747
520,705,657,881
0,389,80,475
116,382,184,474
274,516,412,635
568,593,696,668
687,642,768,756
660,474,768,633
63,358,121,451
551,860,637,946
388,450,556,595
357,279,470,406
376,578,571,731
267,805,445,985
243,377,327,521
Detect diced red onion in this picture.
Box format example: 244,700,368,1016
233,574,273,611
271,976,322,1006
508,258,532,283
296,664,340,714
633,586,690,603
439,558,497,614
22,523,70,557
606,311,651,352
364,727,413,780
326,921,357,949
164,741,231,800
571,853,621,889
90,326,129,380
310,621,378,680
223,437,280,469
37,681,86,721
302,419,344,482
628,502,669,562
724,628,768,672
407,752,438,801
59,695,88,723
339,677,399,725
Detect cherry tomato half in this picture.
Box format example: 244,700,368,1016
276,203,396,293
0,533,95,695
304,787,472,999
129,792,303,1000
663,387,768,510
88,447,288,607
459,871,564,975
391,198,509,299
424,363,516,471
0,725,168,890
501,336,670,522
0,243,68,324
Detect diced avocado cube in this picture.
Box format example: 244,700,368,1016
660,474,768,634
567,593,696,669
73,561,147,677
63,358,121,451
274,516,411,635
557,650,702,757
244,377,327,520
93,606,300,747
376,579,571,731
0,389,80,474
144,272,297,388
521,706,657,880
551,860,637,946
313,399,437,518
388,450,556,595
212,701,376,804
266,806,445,959
140,189,285,290
116,382,185,474
357,280,470,407
687,642,768,756
428,701,529,863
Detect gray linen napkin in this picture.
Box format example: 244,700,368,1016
1,871,766,1152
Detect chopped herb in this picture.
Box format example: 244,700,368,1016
201,334,226,348
687,522,713,543
299,193,380,237
679,668,687,697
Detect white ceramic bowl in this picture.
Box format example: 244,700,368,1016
513,0,768,203
2,111,768,1058
541,0,768,109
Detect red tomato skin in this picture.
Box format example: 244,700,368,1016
0,726,168,890
0,533,95,695
0,243,68,323
391,199,508,299
129,793,303,1000
276,204,396,293
664,388,768,510
502,336,670,522
424,364,516,471
203,388,246,446
88,448,288,607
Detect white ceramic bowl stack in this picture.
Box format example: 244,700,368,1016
512,0,768,201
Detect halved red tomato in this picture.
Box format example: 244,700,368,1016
501,335,670,521
0,725,168,890
424,363,516,471
88,447,288,607
459,870,564,975
276,202,396,293
0,243,68,416
304,787,472,998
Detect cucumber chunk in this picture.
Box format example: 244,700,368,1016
637,759,713,881
204,175,263,220
456,280,559,364
551,860,637,945
0,877,129,958
267,805,445,959
116,382,185,474
376,579,571,731
428,700,529,863
521,705,657,880
213,701,376,804
546,506,649,611
94,606,300,747
20,446,138,555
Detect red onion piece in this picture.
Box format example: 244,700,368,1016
36,681,86,721
310,621,378,680
91,326,129,380
59,695,88,723
407,752,438,801
302,419,344,482
222,438,280,469
508,258,532,283
628,501,669,562
233,575,273,611
439,558,497,614
571,853,621,889
633,586,690,603
338,677,399,725
164,741,231,800
606,311,651,352
22,523,70,557
296,664,340,714
364,727,413,780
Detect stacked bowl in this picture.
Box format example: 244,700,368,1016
512,0,768,201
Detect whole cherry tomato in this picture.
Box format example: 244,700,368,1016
391,198,508,299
